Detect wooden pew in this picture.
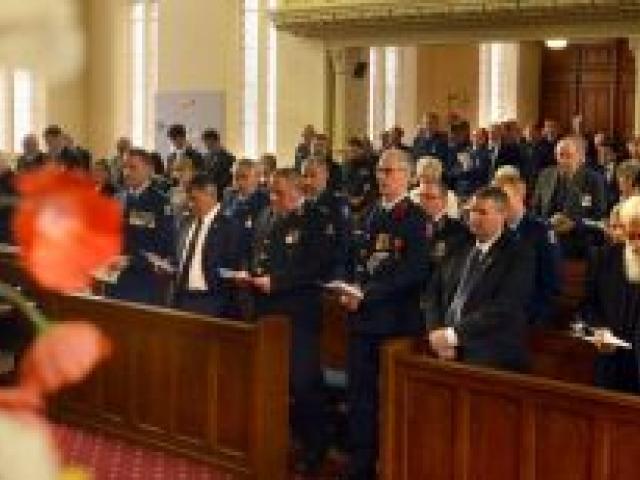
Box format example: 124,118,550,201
381,339,640,480
41,294,289,480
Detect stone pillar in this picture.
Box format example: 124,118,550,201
630,37,640,136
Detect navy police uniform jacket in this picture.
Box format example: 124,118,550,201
222,187,270,260
510,212,561,325
307,189,353,280
351,197,429,336
111,184,176,304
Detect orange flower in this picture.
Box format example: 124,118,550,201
19,322,112,396
13,165,122,293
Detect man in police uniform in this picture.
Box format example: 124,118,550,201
222,159,270,256
417,179,472,269
109,148,176,305
494,166,561,325
301,156,352,279
233,168,336,473
343,137,378,228
338,149,429,480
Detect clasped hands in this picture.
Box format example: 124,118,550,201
231,271,271,293
550,213,575,234
428,327,457,361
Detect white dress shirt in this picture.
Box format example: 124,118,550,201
180,204,220,291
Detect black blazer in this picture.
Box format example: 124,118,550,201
175,210,245,315
424,231,535,371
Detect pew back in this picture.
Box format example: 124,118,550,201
382,340,640,480
44,294,289,480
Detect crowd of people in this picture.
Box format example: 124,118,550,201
2,113,640,479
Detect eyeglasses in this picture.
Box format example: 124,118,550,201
376,167,406,175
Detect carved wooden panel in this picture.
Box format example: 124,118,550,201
382,340,640,480
540,39,635,138
41,294,289,480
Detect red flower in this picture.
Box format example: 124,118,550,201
19,322,112,397
12,165,122,293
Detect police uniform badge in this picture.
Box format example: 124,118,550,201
581,194,592,208
433,241,446,258
129,210,156,228
375,233,391,251
285,230,300,245
245,217,253,229
325,223,335,236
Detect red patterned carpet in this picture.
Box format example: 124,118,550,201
52,424,347,479
53,424,233,480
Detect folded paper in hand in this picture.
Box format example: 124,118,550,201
218,268,248,280
93,256,129,284
143,252,175,273
584,329,632,350
324,281,364,300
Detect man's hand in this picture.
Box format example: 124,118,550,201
550,213,575,234
433,346,457,361
251,276,272,293
428,328,451,352
339,293,361,312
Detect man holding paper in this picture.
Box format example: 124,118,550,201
232,168,336,474
338,149,429,480
172,174,244,317
108,148,176,305
583,195,640,394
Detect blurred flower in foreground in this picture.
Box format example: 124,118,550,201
13,165,122,293
20,322,112,397
0,412,59,479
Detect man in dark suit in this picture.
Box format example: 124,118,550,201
416,179,471,268
494,167,561,325
412,112,449,162
16,133,43,172
583,195,640,394
232,168,336,474
108,148,176,305
338,149,429,480
532,136,607,258
488,123,522,176
172,174,244,317
201,129,235,199
424,186,534,372
310,133,343,192
166,124,203,175
301,156,352,280
294,124,316,172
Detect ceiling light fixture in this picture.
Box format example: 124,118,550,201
545,39,568,50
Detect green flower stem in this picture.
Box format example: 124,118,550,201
0,280,49,334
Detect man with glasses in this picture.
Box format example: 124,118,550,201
338,149,429,480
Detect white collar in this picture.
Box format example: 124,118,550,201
475,231,502,256
381,195,407,211
129,181,150,196
199,203,220,224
